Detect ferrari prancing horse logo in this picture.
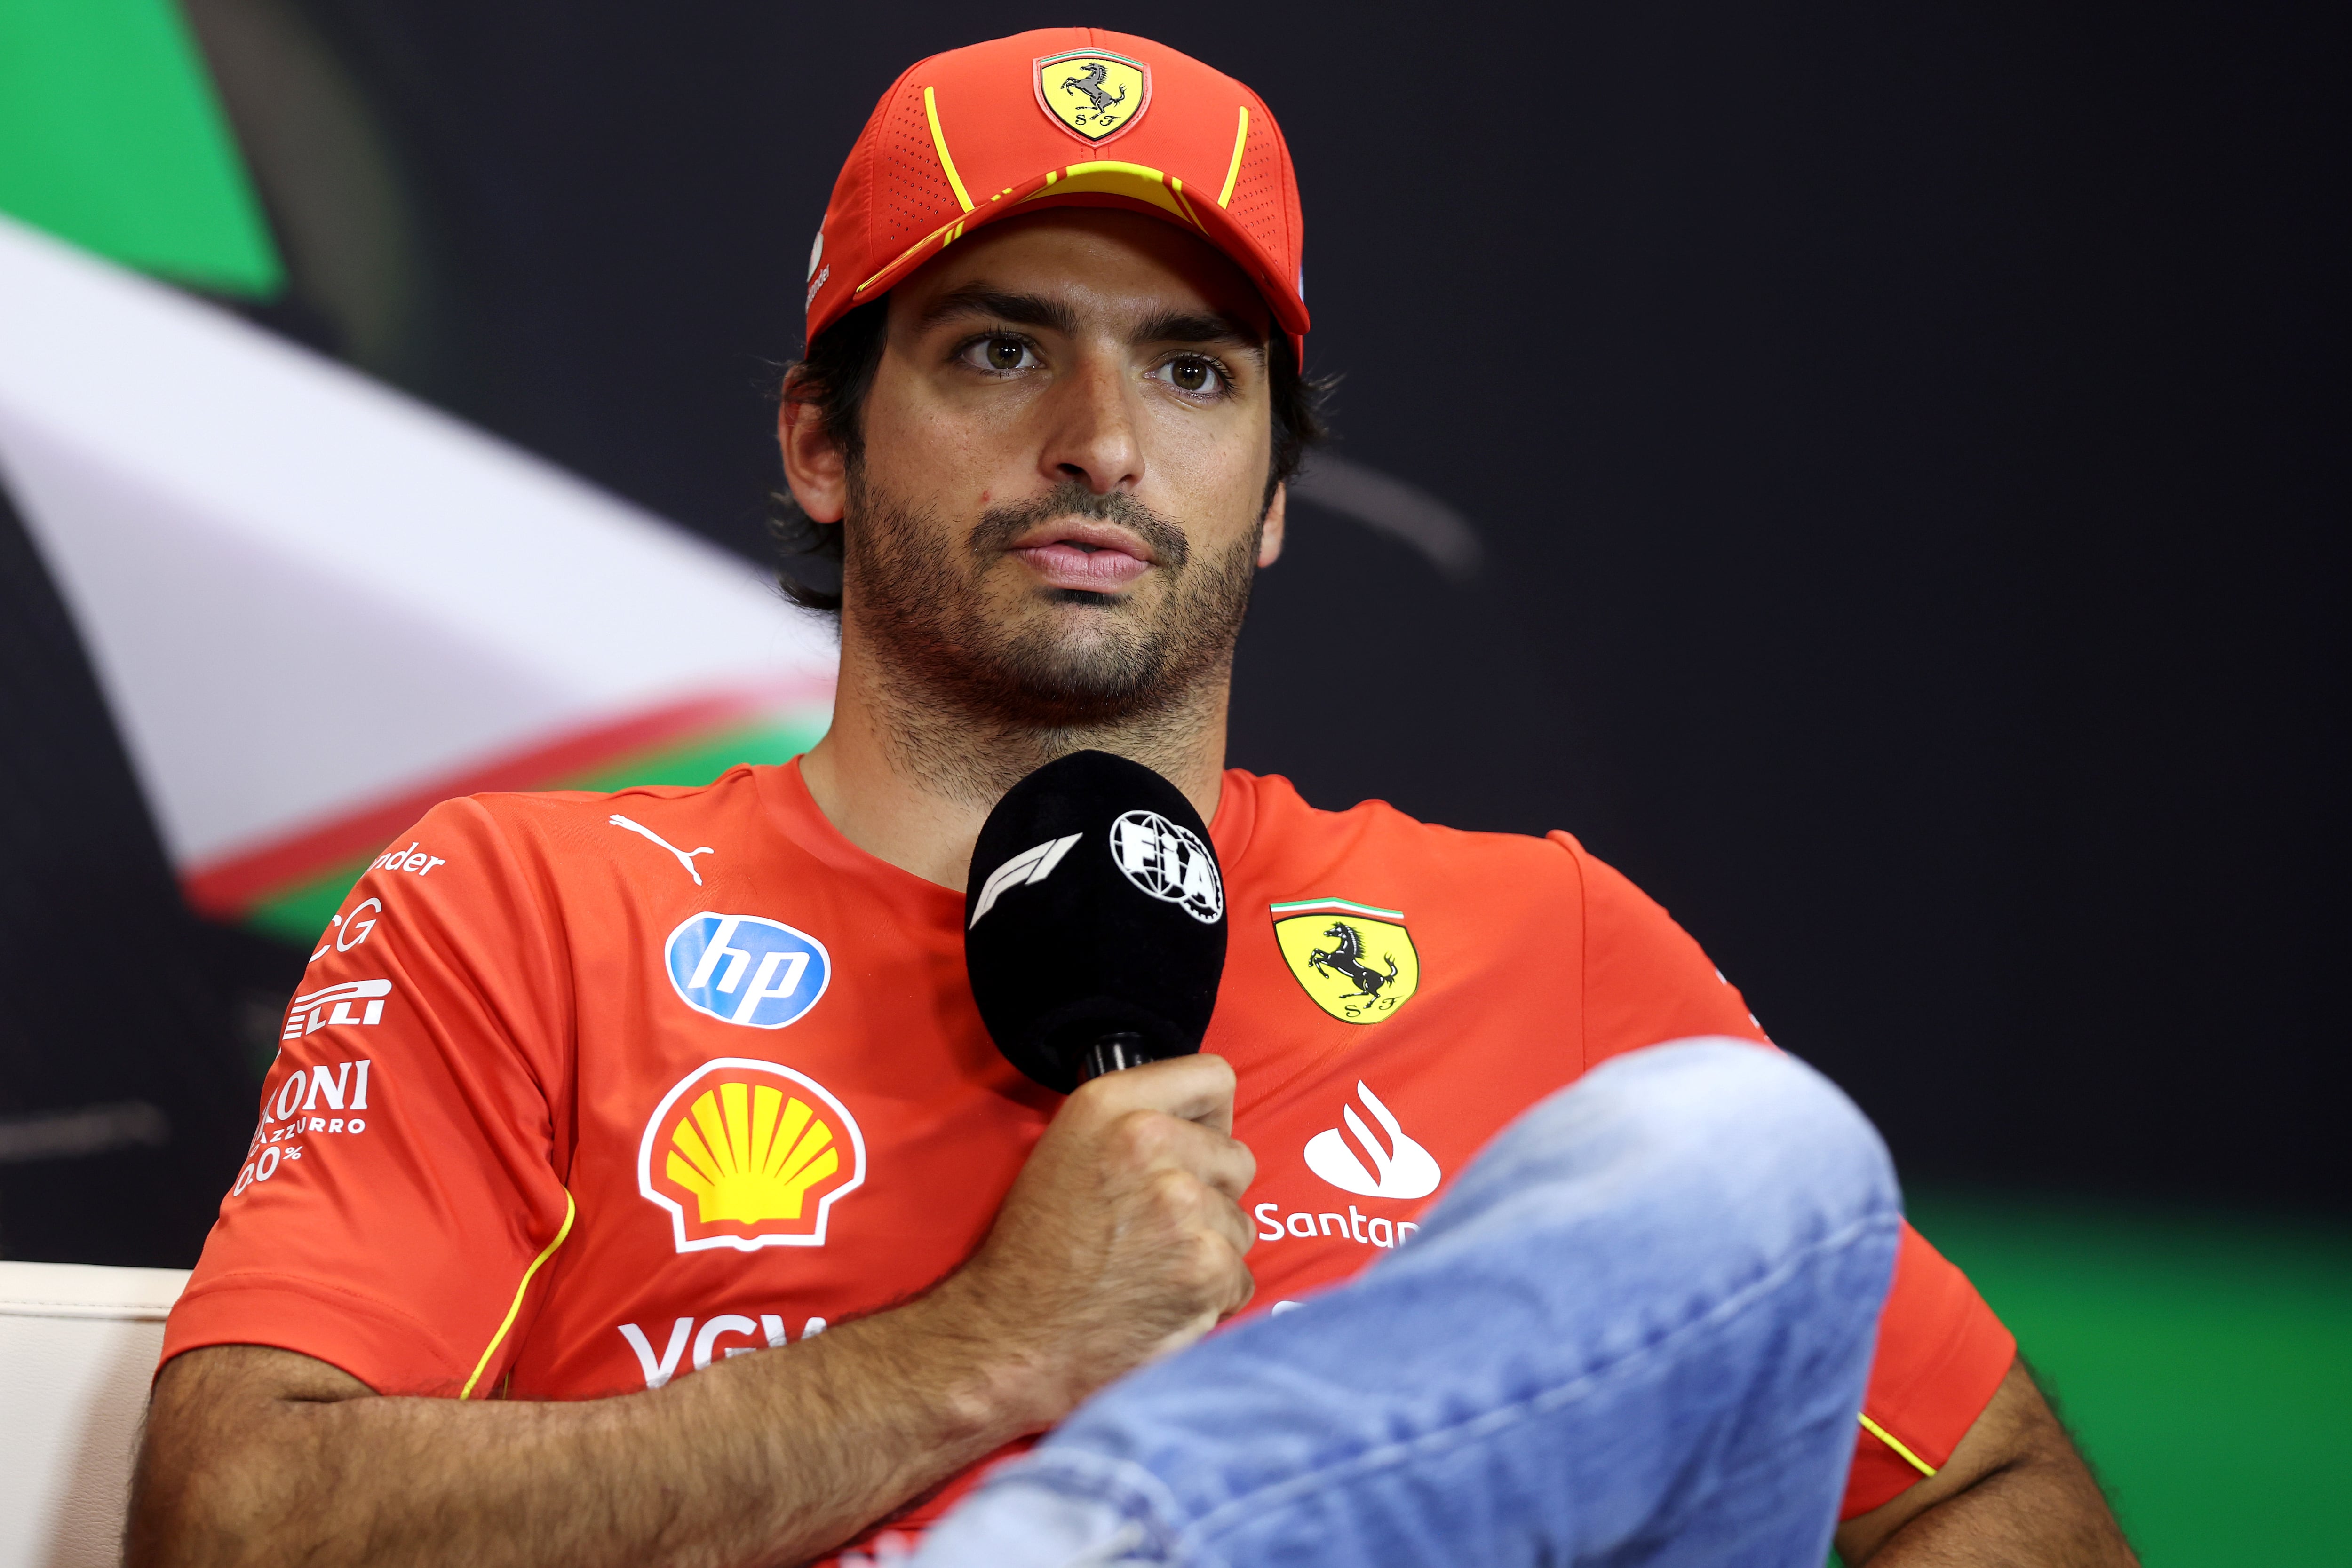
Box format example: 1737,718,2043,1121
1271,898,1422,1024
1035,49,1151,145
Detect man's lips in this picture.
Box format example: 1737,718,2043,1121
1008,524,1154,591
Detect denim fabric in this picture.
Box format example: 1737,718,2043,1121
906,1039,1901,1568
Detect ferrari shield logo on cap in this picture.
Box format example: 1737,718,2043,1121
1035,48,1151,144
1270,898,1422,1024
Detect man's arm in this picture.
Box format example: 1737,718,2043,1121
1834,1358,2136,1566
129,1055,1257,1568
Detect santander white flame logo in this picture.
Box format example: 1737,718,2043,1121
1304,1081,1442,1200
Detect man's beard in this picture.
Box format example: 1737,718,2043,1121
842,473,1260,740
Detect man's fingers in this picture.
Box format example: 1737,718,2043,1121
1069,1053,1237,1134
1163,1117,1255,1203
1205,1188,1257,1259
1099,1105,1255,1204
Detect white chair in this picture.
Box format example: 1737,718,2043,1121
0,1261,188,1568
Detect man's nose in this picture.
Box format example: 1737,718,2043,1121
1038,348,1143,496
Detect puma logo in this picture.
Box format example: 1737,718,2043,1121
610,815,715,886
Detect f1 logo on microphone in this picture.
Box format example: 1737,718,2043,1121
665,914,831,1029
968,833,1082,928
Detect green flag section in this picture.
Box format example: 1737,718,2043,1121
0,0,281,292
1905,1191,2352,1564
242,707,833,948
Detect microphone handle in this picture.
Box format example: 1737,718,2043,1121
1076,1031,1159,1083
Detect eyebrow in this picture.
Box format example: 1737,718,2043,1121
1133,308,1267,356
916,285,1081,338
917,284,1266,355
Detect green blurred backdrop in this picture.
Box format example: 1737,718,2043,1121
1900,1192,2351,1561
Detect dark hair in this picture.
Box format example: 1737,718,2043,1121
769,300,1332,612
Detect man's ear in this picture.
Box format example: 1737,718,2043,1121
778,373,849,523
1258,482,1287,568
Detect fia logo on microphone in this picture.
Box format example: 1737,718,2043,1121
1109,811,1223,923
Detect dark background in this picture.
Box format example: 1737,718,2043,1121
6,1,2341,1262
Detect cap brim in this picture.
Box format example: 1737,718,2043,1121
841,159,1308,351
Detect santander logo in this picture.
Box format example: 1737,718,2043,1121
1304,1081,1442,1200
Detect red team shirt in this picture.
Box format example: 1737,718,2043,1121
166,761,2013,1550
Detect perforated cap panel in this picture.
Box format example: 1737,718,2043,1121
877,82,959,254
1223,112,1293,280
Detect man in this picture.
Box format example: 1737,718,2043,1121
132,28,2132,1567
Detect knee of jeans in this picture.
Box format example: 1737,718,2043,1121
1463,1038,1897,1238
1606,1038,1895,1217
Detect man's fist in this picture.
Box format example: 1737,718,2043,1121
939,1053,1256,1430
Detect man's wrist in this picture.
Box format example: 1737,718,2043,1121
895,1269,1070,1442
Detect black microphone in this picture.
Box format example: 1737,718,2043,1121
963,751,1228,1092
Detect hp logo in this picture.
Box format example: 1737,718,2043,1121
665,913,831,1029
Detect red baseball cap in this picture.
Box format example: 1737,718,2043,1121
804,28,1308,359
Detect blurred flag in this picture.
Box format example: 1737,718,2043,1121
0,215,837,946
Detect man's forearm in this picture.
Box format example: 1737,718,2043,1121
130,1284,1046,1568
1835,1362,2135,1568
134,1060,1257,1568
1859,1452,2137,1567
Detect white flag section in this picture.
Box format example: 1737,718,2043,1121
0,216,834,907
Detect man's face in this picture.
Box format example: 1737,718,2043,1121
821,208,1283,728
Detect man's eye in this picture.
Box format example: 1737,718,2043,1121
962,336,1036,372
1158,356,1225,395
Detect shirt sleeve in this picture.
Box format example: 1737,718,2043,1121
1557,832,2017,1519
161,796,577,1397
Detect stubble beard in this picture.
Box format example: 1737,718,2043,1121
841,471,1261,803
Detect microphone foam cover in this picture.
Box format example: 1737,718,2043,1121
964,751,1228,1092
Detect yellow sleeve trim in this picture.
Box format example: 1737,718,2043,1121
923,87,975,213
459,1189,575,1399
1217,105,1250,208
1858,1411,1939,1478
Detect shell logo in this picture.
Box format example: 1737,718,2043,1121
637,1059,866,1252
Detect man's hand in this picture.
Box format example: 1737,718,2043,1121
928,1052,1258,1428
1835,1358,2137,1565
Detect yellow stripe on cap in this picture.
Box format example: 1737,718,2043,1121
1858,1412,1939,1478
1168,176,1204,230
855,210,966,294
460,1189,576,1399
1022,162,1193,225
859,158,1216,303
1218,105,1250,208
923,86,975,213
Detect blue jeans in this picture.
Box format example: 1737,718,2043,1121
906,1039,1902,1568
